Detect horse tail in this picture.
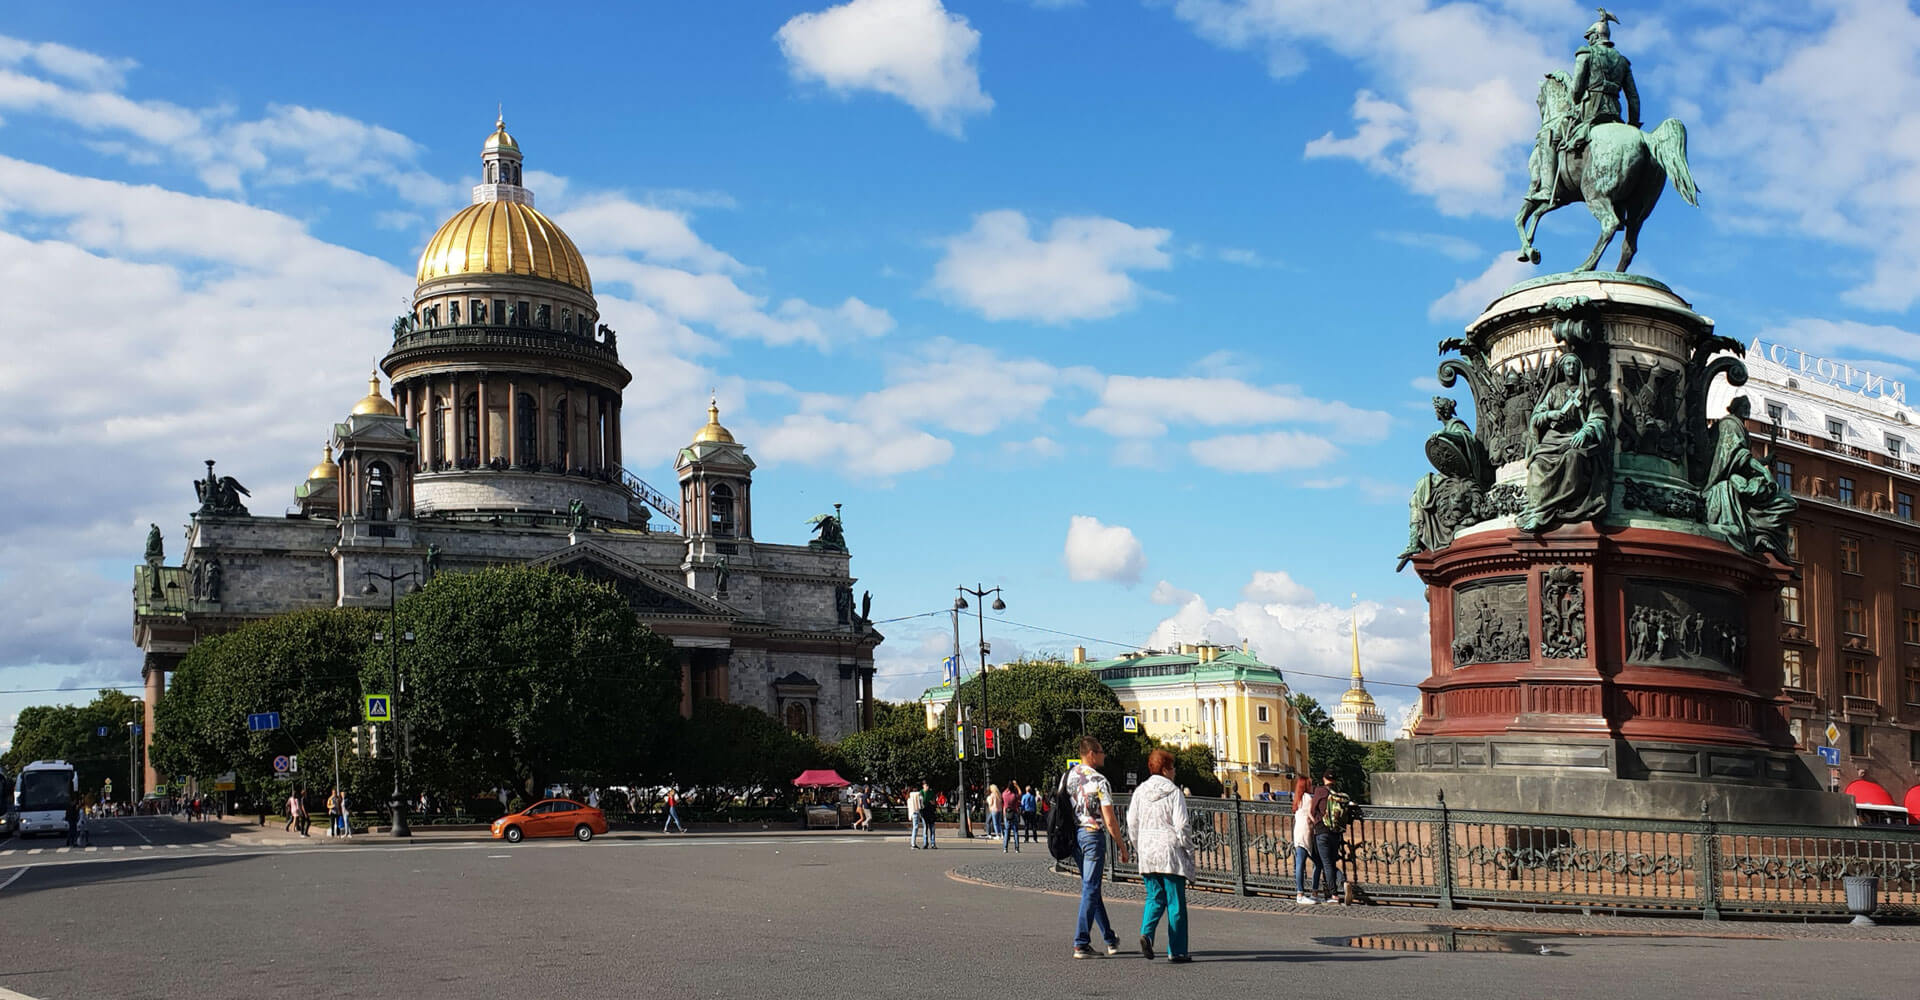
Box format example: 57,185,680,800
1648,118,1699,207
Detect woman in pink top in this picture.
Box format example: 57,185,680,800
1001,781,1023,853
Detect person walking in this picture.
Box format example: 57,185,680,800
64,795,81,847
293,789,310,837
662,787,685,834
907,785,927,848
1292,775,1318,905
338,790,353,839
1020,783,1039,842
325,789,339,837
985,783,1002,839
1000,781,1022,852
284,789,300,833
921,781,939,849
1130,749,1195,963
1066,736,1129,959
1309,770,1343,903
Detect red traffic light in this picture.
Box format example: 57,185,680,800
983,728,997,750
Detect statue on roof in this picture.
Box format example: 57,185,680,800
194,460,251,516
1513,9,1698,272
807,513,847,553
144,523,165,568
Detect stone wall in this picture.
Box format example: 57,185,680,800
413,472,628,522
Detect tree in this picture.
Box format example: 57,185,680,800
943,659,1149,793
669,701,838,805
1150,739,1224,797
838,700,949,792
1306,728,1371,803
150,607,375,797
389,565,682,802
2,689,146,799
1362,740,1399,775
1290,693,1333,731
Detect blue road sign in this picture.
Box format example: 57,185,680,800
1817,745,1841,766
247,712,282,732
364,694,392,723
97,726,109,737
132,724,142,735
272,755,290,774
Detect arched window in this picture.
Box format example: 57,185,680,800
485,163,496,184
431,397,449,467
710,483,735,537
515,393,537,466
366,461,392,521
784,702,810,735
553,397,569,467
461,392,480,463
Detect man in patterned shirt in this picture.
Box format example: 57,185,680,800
1066,736,1130,959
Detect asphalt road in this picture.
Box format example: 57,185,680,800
0,819,1909,1000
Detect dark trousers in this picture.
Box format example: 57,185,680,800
1313,831,1343,898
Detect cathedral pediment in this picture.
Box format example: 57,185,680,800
528,542,733,619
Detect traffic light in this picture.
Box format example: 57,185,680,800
350,726,365,758
983,727,999,759
368,724,381,759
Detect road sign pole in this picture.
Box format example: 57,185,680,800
951,606,969,838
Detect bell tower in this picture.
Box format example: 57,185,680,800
676,397,755,544
334,373,416,525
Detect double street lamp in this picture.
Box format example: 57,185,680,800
362,568,417,837
954,584,1006,794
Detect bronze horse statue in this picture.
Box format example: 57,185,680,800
1515,70,1698,272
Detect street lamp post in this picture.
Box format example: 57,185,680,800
362,567,418,837
954,584,1005,792
125,718,139,809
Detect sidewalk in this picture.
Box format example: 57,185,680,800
948,855,1920,943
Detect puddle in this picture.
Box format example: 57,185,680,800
1321,930,1564,955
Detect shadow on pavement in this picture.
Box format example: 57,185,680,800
1186,950,1404,964
0,854,252,898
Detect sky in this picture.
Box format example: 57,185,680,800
5,0,1920,749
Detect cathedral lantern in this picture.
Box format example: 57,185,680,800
676,398,755,543
333,373,415,524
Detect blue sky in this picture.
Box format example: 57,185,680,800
5,0,1920,745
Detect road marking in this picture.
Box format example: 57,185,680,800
27,849,42,855
56,848,70,854
84,847,97,853
112,846,125,851
140,845,153,850
0,865,30,892
114,819,154,846
487,854,512,858
0,985,48,999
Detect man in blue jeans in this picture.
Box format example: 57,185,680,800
1065,736,1130,959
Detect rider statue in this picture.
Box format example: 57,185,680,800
1529,9,1640,202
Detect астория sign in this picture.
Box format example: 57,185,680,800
1748,338,1908,404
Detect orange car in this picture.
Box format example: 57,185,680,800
491,798,608,843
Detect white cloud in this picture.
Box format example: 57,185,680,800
592,258,894,350
1080,374,1391,441
776,0,994,136
554,194,743,273
1427,253,1533,322
753,412,954,479
1002,435,1064,459
1753,317,1920,368
1242,569,1314,604
1380,229,1482,261
0,35,135,89
1064,515,1146,584
931,210,1172,323
1189,429,1341,472
1145,572,1431,722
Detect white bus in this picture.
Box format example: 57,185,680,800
12,760,78,838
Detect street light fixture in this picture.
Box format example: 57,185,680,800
956,583,1005,786
363,567,419,837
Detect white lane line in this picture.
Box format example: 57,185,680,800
115,819,154,846
112,846,125,851
83,847,97,853
139,845,153,850
0,984,48,999
26,849,42,855
0,865,30,892
487,854,512,858
55,848,70,854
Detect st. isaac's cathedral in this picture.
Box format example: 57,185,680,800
131,119,882,784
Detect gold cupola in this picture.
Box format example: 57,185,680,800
414,115,592,293
693,397,736,444
351,371,399,416
306,444,339,481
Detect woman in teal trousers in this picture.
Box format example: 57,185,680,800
1126,748,1195,962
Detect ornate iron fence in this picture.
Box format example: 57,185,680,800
1105,793,1920,920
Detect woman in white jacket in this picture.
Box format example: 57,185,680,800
1127,748,1195,962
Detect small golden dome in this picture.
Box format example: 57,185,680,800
1340,687,1378,708
692,398,735,444
351,372,399,416
307,445,339,481
484,114,519,153
415,199,591,292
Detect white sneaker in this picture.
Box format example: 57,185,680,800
1295,894,1318,905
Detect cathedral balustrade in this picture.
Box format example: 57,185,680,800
388,324,621,364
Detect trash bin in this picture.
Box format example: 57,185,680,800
1843,875,1879,926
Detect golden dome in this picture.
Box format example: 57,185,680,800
351,372,399,416
693,398,735,444
416,200,591,293
484,114,519,153
307,445,339,481
1340,687,1378,708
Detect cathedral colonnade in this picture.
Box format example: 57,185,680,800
394,374,623,474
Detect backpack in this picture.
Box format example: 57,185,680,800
1323,790,1356,832
1046,774,1078,862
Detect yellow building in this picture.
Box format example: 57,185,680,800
921,643,1308,797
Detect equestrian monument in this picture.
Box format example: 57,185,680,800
1372,11,1851,824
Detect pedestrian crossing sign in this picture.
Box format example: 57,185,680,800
1123,714,1138,733
364,694,393,723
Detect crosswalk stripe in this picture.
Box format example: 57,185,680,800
27,849,42,855
55,848,69,854
113,846,125,851
84,847,97,853
139,845,153,850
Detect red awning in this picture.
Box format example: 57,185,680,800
792,769,851,788
1904,785,1920,818
1845,779,1895,807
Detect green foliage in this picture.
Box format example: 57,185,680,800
1306,727,1371,803
946,659,1149,791
1290,693,1333,731
838,700,949,790
1152,739,1224,797
387,565,681,800
151,607,375,793
1,689,145,799
669,701,839,803
1362,740,1399,775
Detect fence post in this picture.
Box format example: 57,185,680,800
1229,796,1249,896
1695,799,1721,922
1434,789,1456,912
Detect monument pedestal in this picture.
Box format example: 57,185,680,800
1377,273,1854,825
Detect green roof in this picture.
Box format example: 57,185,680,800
1078,648,1286,690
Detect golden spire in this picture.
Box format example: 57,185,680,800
351,369,398,416
1341,593,1377,708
